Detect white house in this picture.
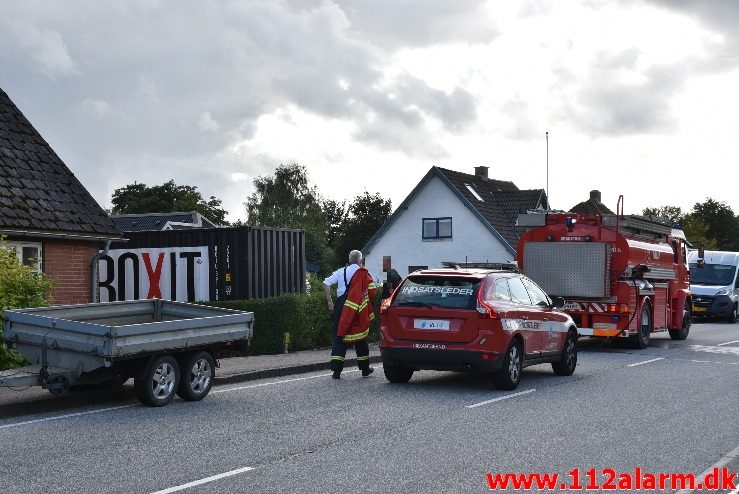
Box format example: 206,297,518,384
362,166,547,280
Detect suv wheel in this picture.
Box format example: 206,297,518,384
383,363,414,383
552,331,577,376
494,340,522,390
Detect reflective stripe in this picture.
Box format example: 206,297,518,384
343,328,369,342
369,312,375,321
331,356,345,361
356,355,370,361
368,283,376,290
344,300,360,310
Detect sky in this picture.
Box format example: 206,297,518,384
1,0,738,223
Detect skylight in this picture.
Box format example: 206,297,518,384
465,183,484,202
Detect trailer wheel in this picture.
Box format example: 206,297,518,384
552,331,578,376
493,339,523,390
177,351,215,401
134,355,180,407
669,302,691,340
632,300,652,349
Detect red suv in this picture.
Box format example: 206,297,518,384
379,268,578,390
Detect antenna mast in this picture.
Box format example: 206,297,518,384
546,131,549,208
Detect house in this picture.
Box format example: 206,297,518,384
111,211,218,232
362,166,547,279
0,88,122,304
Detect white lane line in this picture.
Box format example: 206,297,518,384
627,357,665,367
212,366,380,394
150,466,254,494
675,443,739,494
717,339,739,347
0,404,137,430
466,389,536,409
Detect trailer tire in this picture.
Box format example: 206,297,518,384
669,302,691,340
177,351,215,401
552,330,578,376
493,339,523,390
134,355,180,407
728,304,738,324
632,300,652,349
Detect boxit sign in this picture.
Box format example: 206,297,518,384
98,247,210,302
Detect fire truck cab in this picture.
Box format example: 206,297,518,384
516,211,692,348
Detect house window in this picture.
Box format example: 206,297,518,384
4,241,43,272
422,217,452,240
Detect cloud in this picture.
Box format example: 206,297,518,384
82,98,111,116
198,111,220,132
7,24,78,79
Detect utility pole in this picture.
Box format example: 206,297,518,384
546,131,549,208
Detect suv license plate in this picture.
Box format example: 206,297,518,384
414,319,450,330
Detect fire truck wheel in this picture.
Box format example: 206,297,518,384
493,340,522,390
632,301,652,349
728,304,738,324
552,331,578,376
669,302,691,340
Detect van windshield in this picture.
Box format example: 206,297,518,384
393,276,480,309
689,263,736,286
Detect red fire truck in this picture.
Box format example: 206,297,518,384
516,205,692,348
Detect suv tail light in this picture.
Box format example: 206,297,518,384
476,290,499,319
380,297,392,314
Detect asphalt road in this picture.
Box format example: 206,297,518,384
2,320,739,493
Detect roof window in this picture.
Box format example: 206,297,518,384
464,183,484,202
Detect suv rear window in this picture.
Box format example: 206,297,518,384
393,276,480,309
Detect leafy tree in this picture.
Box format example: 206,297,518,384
691,198,739,251
333,191,392,263
0,239,55,370
245,164,335,272
643,205,683,224
111,180,228,225
322,199,347,248
642,202,726,250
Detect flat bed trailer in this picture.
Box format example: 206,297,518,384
1,299,253,406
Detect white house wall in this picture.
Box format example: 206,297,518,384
364,175,513,280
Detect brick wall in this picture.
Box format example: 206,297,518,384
43,240,98,305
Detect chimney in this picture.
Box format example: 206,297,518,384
589,190,602,203
474,166,489,181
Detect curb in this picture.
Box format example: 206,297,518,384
214,355,383,385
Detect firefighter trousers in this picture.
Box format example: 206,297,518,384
330,293,370,374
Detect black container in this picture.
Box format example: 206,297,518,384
99,226,305,302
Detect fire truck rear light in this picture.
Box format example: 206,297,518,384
608,304,629,313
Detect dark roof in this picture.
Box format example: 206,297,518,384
436,167,547,248
0,88,121,239
363,166,547,256
569,199,614,215
111,211,217,232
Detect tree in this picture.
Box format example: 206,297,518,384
333,191,392,263
245,164,335,272
642,203,722,249
691,198,739,251
0,239,55,370
643,205,683,224
111,180,228,225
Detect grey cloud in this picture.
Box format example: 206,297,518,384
0,0,486,216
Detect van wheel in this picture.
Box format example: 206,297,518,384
632,301,652,349
383,363,414,383
494,340,522,390
552,331,577,376
177,351,215,401
134,355,179,407
669,302,691,340
728,304,738,324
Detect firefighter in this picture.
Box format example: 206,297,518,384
323,250,377,379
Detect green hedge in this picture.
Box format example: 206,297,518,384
205,291,380,356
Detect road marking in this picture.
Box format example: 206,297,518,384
689,345,739,356
212,366,380,394
149,466,254,494
627,357,665,367
675,443,739,494
717,339,739,347
0,404,137,430
466,389,536,409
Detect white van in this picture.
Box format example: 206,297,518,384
688,250,739,323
